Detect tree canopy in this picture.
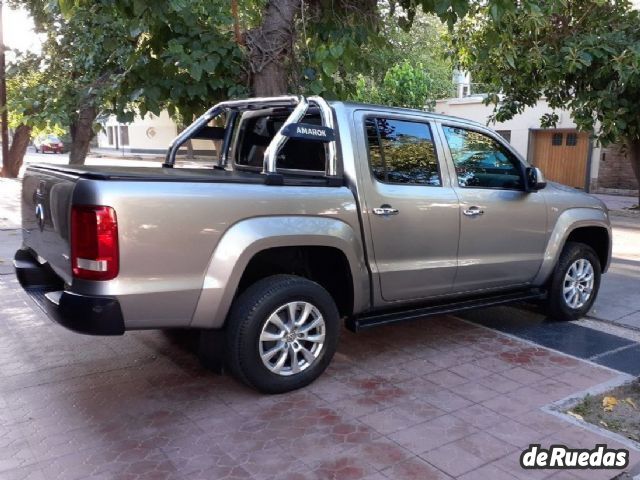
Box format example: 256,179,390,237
450,0,640,199
10,0,639,197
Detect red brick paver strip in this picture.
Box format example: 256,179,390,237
0,275,637,479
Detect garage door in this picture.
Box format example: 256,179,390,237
531,130,590,189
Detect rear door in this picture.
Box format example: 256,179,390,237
437,124,547,292
354,110,460,303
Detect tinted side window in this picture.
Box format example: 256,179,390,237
365,118,441,186
442,126,523,190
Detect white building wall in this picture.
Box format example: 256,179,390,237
96,111,216,156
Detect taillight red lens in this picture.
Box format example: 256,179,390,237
71,205,119,280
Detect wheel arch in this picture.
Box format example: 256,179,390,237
533,207,612,286
190,216,370,329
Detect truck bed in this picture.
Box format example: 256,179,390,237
27,163,336,186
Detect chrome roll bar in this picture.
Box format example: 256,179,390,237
163,95,338,177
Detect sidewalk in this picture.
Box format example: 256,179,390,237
0,178,21,276
592,193,639,214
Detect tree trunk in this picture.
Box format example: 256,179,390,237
185,139,194,159
247,0,300,96
69,103,97,165
629,139,640,206
0,124,32,178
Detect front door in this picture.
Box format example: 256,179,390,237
355,112,460,303
439,124,547,292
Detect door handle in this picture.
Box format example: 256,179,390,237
463,206,484,217
373,205,399,216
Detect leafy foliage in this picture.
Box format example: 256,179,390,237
11,0,246,141
354,61,434,109
6,52,64,137
450,0,640,147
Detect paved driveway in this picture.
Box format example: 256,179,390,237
1,271,638,479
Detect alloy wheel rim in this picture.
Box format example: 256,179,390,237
563,258,595,309
258,301,325,376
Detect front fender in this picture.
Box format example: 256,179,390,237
190,216,369,329
532,207,611,285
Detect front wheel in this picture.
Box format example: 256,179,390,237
223,275,340,394
544,242,601,321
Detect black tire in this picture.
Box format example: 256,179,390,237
224,274,340,394
544,241,601,321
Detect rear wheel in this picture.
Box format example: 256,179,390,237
544,242,601,321
223,274,339,393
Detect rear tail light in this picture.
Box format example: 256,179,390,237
71,205,119,280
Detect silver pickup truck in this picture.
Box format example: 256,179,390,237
15,95,611,393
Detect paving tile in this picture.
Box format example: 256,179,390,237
476,373,523,394
481,392,540,419
328,439,413,472
39,445,177,480
359,407,423,435
310,455,378,480
423,370,468,388
401,358,442,376
513,410,569,437
359,398,444,435
483,418,544,447
388,414,479,454
421,388,474,413
381,457,453,480
330,394,388,419
0,465,48,480
453,381,501,403
471,355,516,374
493,451,555,480
458,462,519,480
452,404,513,430
448,362,494,380
420,431,515,477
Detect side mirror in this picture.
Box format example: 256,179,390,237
526,166,547,191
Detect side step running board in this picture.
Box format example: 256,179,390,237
345,289,546,332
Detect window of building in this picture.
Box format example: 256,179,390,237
552,133,563,146
442,126,523,190
365,117,441,186
119,126,130,146
107,126,114,145
495,130,511,143
566,133,577,146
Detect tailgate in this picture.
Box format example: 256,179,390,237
21,166,77,284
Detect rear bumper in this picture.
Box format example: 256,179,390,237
14,249,125,336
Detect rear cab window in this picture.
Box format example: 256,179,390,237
232,110,326,173
364,117,441,186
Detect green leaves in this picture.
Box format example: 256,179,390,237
353,61,435,110
450,0,640,146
